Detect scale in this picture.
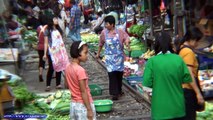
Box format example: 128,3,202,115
0,75,14,117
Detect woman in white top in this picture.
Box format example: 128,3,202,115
56,3,70,35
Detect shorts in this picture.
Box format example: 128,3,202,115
70,102,96,120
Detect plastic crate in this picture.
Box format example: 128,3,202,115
126,76,143,81
124,50,144,58
203,89,213,99
125,76,143,86
197,54,213,70
89,84,102,96
131,50,144,58
198,54,213,63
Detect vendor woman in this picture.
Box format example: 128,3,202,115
96,15,130,100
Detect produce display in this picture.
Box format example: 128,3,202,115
128,24,149,37
199,70,213,81
198,70,213,99
140,49,155,59
124,37,146,58
81,33,100,53
81,33,99,43
123,58,145,78
197,102,213,120
203,44,213,53
129,37,146,51
17,16,27,25
22,30,37,44
8,79,71,119
123,66,135,77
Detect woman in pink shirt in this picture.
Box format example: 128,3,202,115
65,41,96,120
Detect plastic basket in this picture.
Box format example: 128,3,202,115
94,99,113,112
89,84,102,96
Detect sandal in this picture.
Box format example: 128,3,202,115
45,86,51,91
56,85,62,89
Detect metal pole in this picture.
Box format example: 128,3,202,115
181,0,186,34
148,0,153,37
173,0,177,35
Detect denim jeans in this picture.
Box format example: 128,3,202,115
68,27,81,41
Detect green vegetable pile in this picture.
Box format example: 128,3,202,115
22,30,37,44
9,79,71,119
128,25,149,37
129,37,145,51
17,16,27,25
197,102,213,120
20,90,71,119
81,33,105,55
124,37,146,57
81,34,99,43
11,82,38,106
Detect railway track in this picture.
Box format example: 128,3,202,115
79,50,151,120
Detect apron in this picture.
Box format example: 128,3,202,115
48,30,69,72
104,29,124,72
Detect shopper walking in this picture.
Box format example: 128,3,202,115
143,32,194,120
68,0,82,41
80,0,93,25
55,2,69,35
96,15,130,100
65,41,96,120
43,15,69,91
177,26,205,120
37,14,48,82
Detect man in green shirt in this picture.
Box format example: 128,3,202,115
143,32,192,120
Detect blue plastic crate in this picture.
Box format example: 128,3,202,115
203,89,213,99
197,54,213,69
126,76,143,82
198,55,213,63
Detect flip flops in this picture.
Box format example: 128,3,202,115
45,86,51,91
